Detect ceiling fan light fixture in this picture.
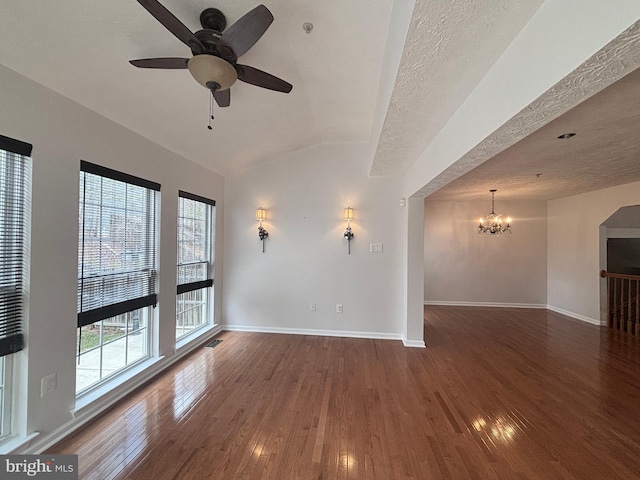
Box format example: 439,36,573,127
188,55,237,91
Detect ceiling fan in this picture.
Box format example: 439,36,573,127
130,0,292,110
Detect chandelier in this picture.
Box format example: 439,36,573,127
478,189,511,235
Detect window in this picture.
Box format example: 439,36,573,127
176,191,215,340
0,357,11,439
77,161,159,395
0,134,31,440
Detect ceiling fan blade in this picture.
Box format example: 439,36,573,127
237,64,292,93
213,89,230,108
129,58,189,69
218,5,273,58
137,0,204,54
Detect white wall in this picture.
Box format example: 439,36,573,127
548,181,640,323
0,65,224,451
404,197,425,347
424,200,547,306
223,143,406,339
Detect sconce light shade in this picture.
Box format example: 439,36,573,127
343,206,354,254
256,207,267,221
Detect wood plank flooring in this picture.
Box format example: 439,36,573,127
49,307,640,479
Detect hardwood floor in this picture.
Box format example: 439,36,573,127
50,307,640,479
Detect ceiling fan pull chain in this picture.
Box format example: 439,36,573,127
208,92,214,130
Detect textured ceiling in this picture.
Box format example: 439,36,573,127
424,22,640,202
369,0,544,176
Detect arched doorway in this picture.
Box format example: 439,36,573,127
599,205,640,324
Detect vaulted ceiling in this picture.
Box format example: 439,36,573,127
0,1,638,202
0,1,543,176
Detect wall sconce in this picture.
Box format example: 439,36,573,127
256,207,268,253
343,207,354,254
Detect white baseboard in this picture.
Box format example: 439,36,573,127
424,302,603,326
223,324,403,342
21,325,224,455
403,339,426,348
424,301,546,309
546,305,603,326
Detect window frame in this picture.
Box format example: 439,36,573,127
0,134,31,442
76,161,159,395
176,191,215,340
77,161,160,326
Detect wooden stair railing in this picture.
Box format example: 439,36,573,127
600,270,640,335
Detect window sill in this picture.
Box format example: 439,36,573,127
0,432,39,454
74,356,165,414
176,323,221,351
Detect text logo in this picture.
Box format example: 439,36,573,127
1,455,78,479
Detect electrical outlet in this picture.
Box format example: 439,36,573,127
41,373,57,397
310,303,316,312
336,304,343,313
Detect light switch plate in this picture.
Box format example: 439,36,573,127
370,243,383,253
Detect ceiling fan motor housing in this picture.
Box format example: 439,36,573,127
200,8,226,32
193,9,236,63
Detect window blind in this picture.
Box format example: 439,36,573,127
78,161,160,328
177,191,215,295
0,134,31,358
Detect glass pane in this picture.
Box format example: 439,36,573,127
102,314,127,343
176,288,208,340
76,349,101,392
102,336,127,379
177,197,211,267
127,327,147,364
77,323,103,354
76,307,150,395
78,170,158,317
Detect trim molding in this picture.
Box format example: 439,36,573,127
546,305,603,326
21,325,224,455
223,325,403,342
424,301,546,309
403,339,426,348
0,433,39,455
